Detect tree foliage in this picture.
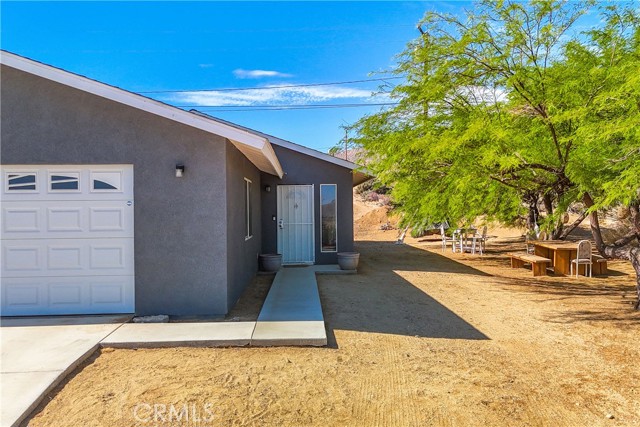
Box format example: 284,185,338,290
352,0,640,306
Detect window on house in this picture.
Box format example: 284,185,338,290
6,173,37,191
320,184,337,252
244,178,253,240
91,171,122,192
49,173,80,191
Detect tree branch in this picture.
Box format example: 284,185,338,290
559,210,587,239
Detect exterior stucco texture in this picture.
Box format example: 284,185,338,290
1,65,244,316
225,143,262,311
260,144,355,264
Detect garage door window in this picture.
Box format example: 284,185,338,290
6,173,37,192
91,171,122,192
49,173,79,191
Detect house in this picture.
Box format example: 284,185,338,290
0,51,369,317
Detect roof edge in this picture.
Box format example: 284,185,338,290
196,112,370,173
0,50,284,178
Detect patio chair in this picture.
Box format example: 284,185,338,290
526,230,548,254
451,228,464,253
570,240,593,278
473,226,488,255
440,224,457,252
459,227,478,254
525,232,536,254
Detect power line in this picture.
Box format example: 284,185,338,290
179,102,398,111
138,76,403,94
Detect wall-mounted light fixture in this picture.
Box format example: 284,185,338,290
264,185,271,192
175,164,185,178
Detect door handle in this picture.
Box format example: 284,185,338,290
278,219,284,229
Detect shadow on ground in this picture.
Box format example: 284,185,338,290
318,241,490,345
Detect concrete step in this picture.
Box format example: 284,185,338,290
101,322,255,348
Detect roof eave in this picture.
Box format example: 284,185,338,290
352,170,373,186
0,50,284,178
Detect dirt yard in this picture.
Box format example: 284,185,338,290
25,204,639,427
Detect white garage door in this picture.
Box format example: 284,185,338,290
1,165,135,316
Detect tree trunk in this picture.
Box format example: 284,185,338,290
551,223,564,240
555,210,588,240
584,193,640,310
526,194,539,230
543,193,554,215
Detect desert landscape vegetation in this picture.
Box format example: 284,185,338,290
25,196,639,427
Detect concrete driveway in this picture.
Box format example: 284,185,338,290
0,315,129,427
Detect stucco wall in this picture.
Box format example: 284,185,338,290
225,142,262,311
1,65,229,316
260,144,355,264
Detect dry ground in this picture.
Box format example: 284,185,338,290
25,205,639,427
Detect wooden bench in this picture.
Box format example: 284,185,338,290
592,255,608,276
508,253,552,276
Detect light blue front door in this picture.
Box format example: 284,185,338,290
277,185,314,264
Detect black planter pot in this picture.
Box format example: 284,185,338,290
259,254,282,272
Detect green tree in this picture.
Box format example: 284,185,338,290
352,0,640,307
565,6,640,303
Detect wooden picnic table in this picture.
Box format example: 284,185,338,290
533,241,577,275
532,240,608,276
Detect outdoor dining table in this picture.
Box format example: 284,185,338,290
532,240,579,275
453,228,479,254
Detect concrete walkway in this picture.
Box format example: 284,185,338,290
252,266,327,346
104,265,351,348
1,315,129,427
2,265,352,426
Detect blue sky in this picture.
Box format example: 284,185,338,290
1,1,463,152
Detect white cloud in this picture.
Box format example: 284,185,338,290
233,69,293,79
165,84,377,107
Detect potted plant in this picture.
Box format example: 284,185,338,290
337,252,360,270
259,254,282,272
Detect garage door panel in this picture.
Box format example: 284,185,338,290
2,238,134,278
47,207,83,232
2,276,134,316
4,245,42,272
48,246,83,270
3,281,44,309
89,207,126,232
49,283,83,306
90,244,129,270
91,281,126,305
3,208,41,233
2,201,133,239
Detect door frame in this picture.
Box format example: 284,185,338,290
277,184,315,265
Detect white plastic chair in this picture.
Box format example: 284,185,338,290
451,228,463,253
570,240,593,277
525,231,536,254
527,230,548,254
458,227,481,254
474,226,488,255
440,224,457,252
